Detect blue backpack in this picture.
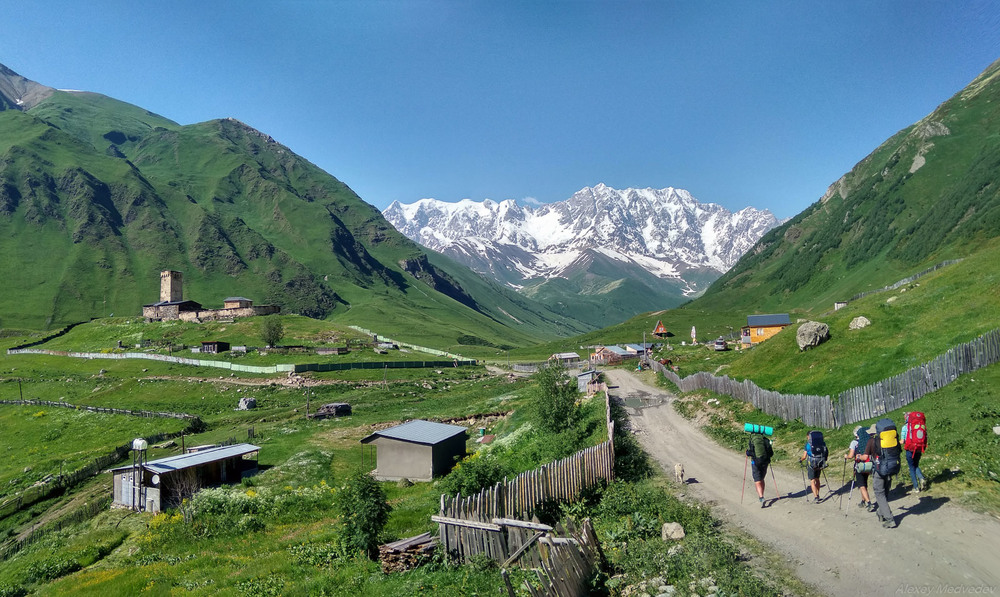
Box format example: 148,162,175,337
806,431,828,469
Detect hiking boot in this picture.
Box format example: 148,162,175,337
759,497,765,508
858,500,869,509
882,518,896,529
919,478,928,491
868,502,878,512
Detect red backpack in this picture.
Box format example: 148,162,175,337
904,412,928,452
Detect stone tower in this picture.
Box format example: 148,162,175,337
160,270,183,303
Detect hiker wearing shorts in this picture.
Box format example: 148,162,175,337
845,426,875,511
799,435,823,503
747,432,773,507
865,425,896,528
751,457,768,504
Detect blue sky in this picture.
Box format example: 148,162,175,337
2,1,999,218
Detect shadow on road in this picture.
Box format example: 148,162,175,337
894,495,950,526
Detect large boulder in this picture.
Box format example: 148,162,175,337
796,321,830,351
849,316,871,330
237,396,257,410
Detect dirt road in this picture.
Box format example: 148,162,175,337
606,369,1000,597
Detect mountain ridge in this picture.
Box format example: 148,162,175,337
383,184,779,326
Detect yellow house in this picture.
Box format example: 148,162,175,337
741,314,791,345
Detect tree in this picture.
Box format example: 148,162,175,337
530,362,579,434
335,469,392,558
260,317,284,348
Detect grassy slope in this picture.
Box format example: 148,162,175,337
699,58,1000,318
0,92,585,349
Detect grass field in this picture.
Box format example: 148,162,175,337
0,316,800,596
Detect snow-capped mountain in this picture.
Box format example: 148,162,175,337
383,184,779,325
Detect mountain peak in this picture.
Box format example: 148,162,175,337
0,63,56,111
382,186,779,324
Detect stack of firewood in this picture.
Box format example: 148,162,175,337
378,532,437,573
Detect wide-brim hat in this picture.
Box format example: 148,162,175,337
867,424,877,435
853,425,862,438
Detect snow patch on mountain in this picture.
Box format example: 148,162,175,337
382,184,779,292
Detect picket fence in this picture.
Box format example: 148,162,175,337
652,328,1000,429
434,390,614,596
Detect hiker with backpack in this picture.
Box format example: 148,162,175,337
844,425,876,511
799,430,828,503
746,430,774,507
865,418,902,528
901,412,928,492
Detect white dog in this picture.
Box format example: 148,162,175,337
674,463,685,484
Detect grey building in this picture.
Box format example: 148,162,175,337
110,443,260,513
360,420,468,482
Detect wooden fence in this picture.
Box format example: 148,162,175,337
498,519,603,597
832,328,1000,424
0,398,199,420
433,390,615,595
652,363,834,427
651,328,1000,429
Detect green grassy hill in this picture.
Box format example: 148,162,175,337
0,73,590,348
698,57,1000,317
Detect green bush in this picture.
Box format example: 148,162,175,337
335,470,391,558
439,451,513,498
0,584,26,597
23,558,81,583
530,363,579,434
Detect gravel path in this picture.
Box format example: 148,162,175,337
606,369,1000,597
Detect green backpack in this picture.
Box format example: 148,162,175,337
749,433,773,464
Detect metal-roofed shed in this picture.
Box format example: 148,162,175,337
742,313,792,345
361,420,467,482
110,443,260,513
746,314,791,327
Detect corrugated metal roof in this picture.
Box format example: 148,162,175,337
747,313,791,327
110,443,260,474
605,346,630,356
360,420,467,445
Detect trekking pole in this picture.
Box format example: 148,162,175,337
741,453,748,505
844,461,858,516
769,464,780,500
839,459,847,510
822,468,834,499
799,460,808,496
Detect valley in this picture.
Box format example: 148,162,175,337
1,51,999,597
